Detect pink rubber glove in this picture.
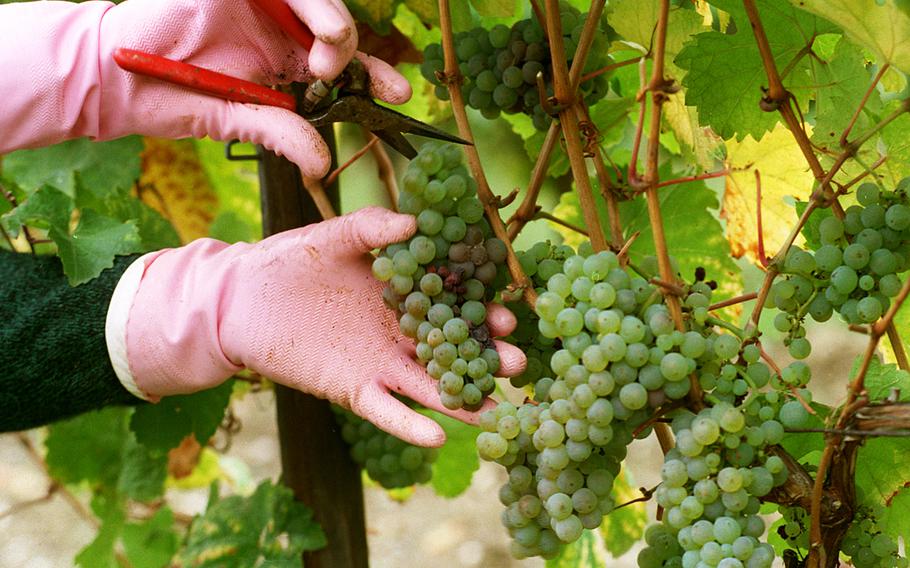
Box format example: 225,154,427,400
118,208,527,447
0,0,410,177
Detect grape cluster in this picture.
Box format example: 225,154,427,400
334,407,438,489
420,4,612,130
505,241,578,390
372,143,509,410
639,399,793,568
840,507,908,568
769,181,910,354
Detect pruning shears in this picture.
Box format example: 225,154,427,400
111,0,469,159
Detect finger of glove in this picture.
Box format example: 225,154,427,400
202,101,330,178
319,206,416,253
485,303,518,337
355,382,447,447
354,53,412,105
387,346,497,426
287,0,357,79
492,340,528,377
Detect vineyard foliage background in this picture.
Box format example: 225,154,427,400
1,0,910,566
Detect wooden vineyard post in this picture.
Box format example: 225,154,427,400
256,85,369,568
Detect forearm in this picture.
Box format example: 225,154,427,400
0,250,143,432
0,1,112,153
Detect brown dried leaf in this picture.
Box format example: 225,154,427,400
167,434,202,480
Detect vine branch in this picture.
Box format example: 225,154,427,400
437,0,536,305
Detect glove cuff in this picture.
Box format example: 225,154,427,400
121,239,247,398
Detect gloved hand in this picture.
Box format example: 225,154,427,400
0,0,409,177
110,208,527,447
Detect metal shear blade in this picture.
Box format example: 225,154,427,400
306,96,472,159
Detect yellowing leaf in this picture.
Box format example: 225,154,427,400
139,138,217,243
723,124,814,262
788,0,910,74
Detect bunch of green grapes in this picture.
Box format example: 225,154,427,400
371,143,509,410
476,247,798,559
334,407,438,489
840,507,908,568
420,3,612,130
505,241,577,391
638,351,817,568
769,181,910,355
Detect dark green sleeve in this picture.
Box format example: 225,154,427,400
0,250,145,432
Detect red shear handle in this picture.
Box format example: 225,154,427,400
113,48,297,112
249,0,316,51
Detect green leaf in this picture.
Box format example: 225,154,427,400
469,0,516,17
130,380,234,454
51,209,142,285
863,356,910,401
427,410,481,498
3,137,143,198
546,531,607,567
121,507,179,568
787,0,910,74
854,358,910,508
403,0,439,25
117,436,168,502
193,139,262,238
599,470,647,557
675,0,834,140
179,480,326,567
793,200,834,251
809,38,881,151
45,407,130,486
1,185,73,236
346,0,398,33
879,486,910,541
209,211,256,244
75,491,126,568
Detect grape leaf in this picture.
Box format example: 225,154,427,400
1,185,73,237
545,531,608,567
426,410,480,498
724,124,815,263
347,0,398,33
51,209,142,285
854,358,910,507
599,470,647,557
118,437,168,502
2,137,143,198
879,486,910,542
75,491,126,568
787,0,910,74
193,138,262,237
793,201,833,251
403,0,439,25
470,0,516,17
179,480,326,567
675,0,834,141
130,380,234,454
809,38,881,151
121,508,179,568
45,407,130,486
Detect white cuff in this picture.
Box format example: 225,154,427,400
105,252,155,401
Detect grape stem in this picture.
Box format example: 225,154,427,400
0,181,37,254
325,135,379,187
580,103,625,246
506,121,560,240
707,292,758,312
364,127,400,211
580,56,643,84
302,176,337,219
534,210,588,237
612,483,659,511
543,0,610,252
437,0,537,306
839,63,889,147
